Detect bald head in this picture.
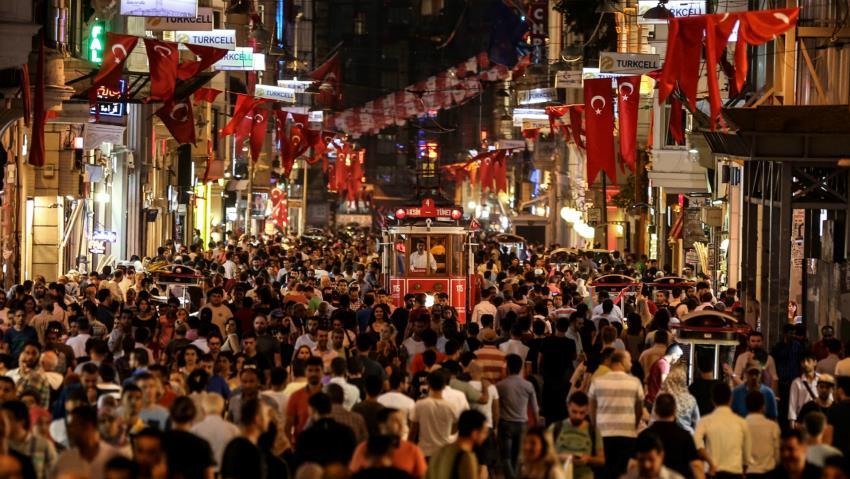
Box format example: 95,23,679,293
40,351,58,372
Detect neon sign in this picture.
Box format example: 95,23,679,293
89,22,105,64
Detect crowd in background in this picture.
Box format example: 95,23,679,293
0,230,847,479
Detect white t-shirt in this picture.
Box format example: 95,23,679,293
201,304,233,336
66,333,92,358
53,441,123,479
377,391,416,419
469,380,499,428
410,397,458,457
402,337,425,363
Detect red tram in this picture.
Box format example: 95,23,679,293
381,198,474,323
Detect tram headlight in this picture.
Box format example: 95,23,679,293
451,209,462,220
424,294,435,308
395,208,406,220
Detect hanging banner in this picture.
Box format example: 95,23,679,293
528,1,549,46
175,29,236,50
213,47,265,71
145,7,212,30
517,87,556,105
555,71,583,89
120,0,197,17
254,85,297,103
638,0,706,23
83,124,126,149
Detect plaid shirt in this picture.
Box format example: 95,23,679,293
328,404,369,443
10,433,57,479
16,369,51,409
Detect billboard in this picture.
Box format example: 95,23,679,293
175,29,236,50
145,7,212,31
120,0,197,17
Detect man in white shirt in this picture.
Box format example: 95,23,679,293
190,393,239,472
745,387,781,475
409,241,437,272
53,405,122,479
789,354,829,424
409,372,460,458
328,357,361,411
694,382,752,477
470,289,498,326
66,319,93,359
591,294,623,323
499,324,530,363
198,287,233,337
730,332,779,392
377,371,415,421
222,252,237,280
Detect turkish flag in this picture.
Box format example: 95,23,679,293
348,150,364,202
477,151,496,192
568,105,585,149
89,33,138,108
735,8,799,92
583,78,616,184
289,125,310,160
144,38,179,102
546,105,570,134
156,100,196,145
308,51,342,108
193,87,222,105
657,16,705,109
493,150,508,193
616,75,640,172
178,44,228,81
669,98,685,145
250,106,269,162
705,13,738,127
221,94,261,136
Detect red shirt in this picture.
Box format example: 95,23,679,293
410,349,446,375
646,356,671,404
286,384,321,441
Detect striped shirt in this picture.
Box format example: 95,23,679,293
588,371,643,438
474,346,507,383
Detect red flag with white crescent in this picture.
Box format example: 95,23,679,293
177,44,228,81
568,105,585,149
221,94,261,136
193,87,222,105
583,78,616,184
156,99,196,145
89,33,138,107
144,38,179,102
250,106,269,162
616,75,640,172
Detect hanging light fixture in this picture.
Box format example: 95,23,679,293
643,0,674,20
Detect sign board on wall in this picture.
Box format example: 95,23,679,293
175,29,236,50
120,0,197,17
145,7,212,31
517,88,556,105
637,0,706,23
254,85,297,103
599,52,661,75
555,70,583,88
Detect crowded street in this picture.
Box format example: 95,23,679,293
1,0,850,479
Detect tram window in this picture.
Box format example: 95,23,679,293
430,236,447,274
409,236,435,273
451,235,464,276
393,240,406,276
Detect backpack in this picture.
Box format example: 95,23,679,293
551,419,598,456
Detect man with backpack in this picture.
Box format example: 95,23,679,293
549,392,604,479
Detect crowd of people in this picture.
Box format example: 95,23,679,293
0,231,848,479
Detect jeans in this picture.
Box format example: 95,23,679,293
601,436,636,479
498,420,527,479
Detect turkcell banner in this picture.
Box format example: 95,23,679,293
254,85,296,103
214,48,265,71
145,7,212,31
176,30,236,50
120,0,197,17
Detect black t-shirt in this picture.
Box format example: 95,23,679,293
798,400,828,424
352,467,415,479
390,308,409,345
689,378,723,416
769,463,822,479
644,421,699,478
294,418,357,469
526,337,545,374
163,430,215,478
10,449,36,479
539,335,577,383
255,334,281,367
244,352,272,378
827,401,850,457
221,437,265,479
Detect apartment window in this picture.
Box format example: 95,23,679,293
421,0,444,16
354,12,366,35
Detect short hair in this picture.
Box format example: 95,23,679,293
308,392,332,415
803,411,827,437
506,354,523,375
781,428,804,443
427,371,446,391
745,390,765,413
376,407,399,425
169,396,197,424
653,394,676,418
270,367,287,386
69,405,99,428
364,434,397,460
80,362,100,376
200,392,226,416
325,383,344,405
610,349,630,367
457,410,487,437
711,382,732,406
837,376,850,396
654,330,669,345
568,391,589,407
364,375,383,397
305,356,324,369
105,456,139,476
0,401,30,429
330,357,347,376
388,371,406,390
636,430,665,454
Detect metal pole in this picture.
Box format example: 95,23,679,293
300,159,308,235
601,173,609,248
245,159,253,236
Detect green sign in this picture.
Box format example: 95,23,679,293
89,22,105,64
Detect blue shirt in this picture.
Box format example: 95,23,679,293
731,383,778,419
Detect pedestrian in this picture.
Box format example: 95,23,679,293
409,371,460,459
349,408,427,478
52,405,121,479
801,411,842,467
549,392,604,479
643,394,703,479
745,390,781,477
693,382,751,479
588,349,643,479
770,429,822,479
496,354,539,479
425,409,489,479
621,431,685,479
293,391,357,469
731,359,779,419
520,426,566,479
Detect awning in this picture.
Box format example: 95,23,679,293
648,171,710,193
